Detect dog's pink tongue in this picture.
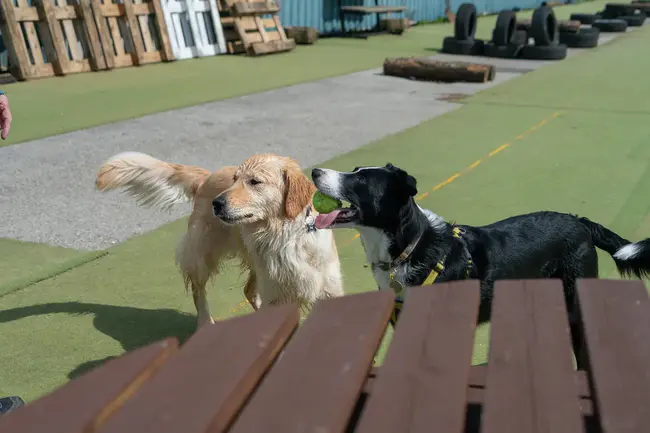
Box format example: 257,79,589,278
315,210,341,229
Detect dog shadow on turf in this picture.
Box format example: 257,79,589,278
0,302,196,379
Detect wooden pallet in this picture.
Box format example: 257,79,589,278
0,0,106,80
0,0,174,81
217,0,295,56
92,0,174,69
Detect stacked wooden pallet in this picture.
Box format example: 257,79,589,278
0,0,174,81
217,0,295,55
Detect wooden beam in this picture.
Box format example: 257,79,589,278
38,0,71,76
79,0,107,70
122,0,146,65
0,0,33,80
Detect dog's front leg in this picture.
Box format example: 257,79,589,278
244,271,262,310
192,283,214,327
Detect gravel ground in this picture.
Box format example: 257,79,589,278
0,31,624,250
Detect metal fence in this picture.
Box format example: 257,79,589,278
278,0,546,34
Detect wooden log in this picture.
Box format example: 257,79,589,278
285,26,318,44
383,57,495,84
380,17,409,34
519,18,580,32
559,19,581,32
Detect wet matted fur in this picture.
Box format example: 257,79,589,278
96,152,343,328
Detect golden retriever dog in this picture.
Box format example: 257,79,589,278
95,152,343,328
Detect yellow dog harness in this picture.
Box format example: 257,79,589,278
373,227,471,326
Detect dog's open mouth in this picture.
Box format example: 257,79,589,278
219,213,254,224
314,205,359,229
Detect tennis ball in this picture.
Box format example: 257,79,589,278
312,191,342,214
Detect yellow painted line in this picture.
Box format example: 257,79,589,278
488,143,510,157
220,111,562,319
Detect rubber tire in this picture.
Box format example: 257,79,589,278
603,3,642,18
531,6,558,46
484,42,522,58
0,396,25,415
521,44,568,60
619,14,646,26
570,13,598,24
493,10,517,46
441,37,485,55
559,27,600,48
454,3,478,41
593,19,628,32
511,29,528,46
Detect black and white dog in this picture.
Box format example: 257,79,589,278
311,163,650,365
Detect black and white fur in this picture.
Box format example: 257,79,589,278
311,164,650,367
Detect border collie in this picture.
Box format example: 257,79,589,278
311,163,650,367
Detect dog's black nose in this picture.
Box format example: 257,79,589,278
311,168,323,180
212,196,226,216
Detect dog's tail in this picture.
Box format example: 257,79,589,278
96,152,211,210
579,217,650,279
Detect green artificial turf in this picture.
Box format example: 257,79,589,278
2,2,650,402
0,0,608,146
0,238,106,297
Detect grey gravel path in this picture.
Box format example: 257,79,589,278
0,30,626,250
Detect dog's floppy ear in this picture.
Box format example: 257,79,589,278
386,163,418,197
403,173,418,197
284,159,316,220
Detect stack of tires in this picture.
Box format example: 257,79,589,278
441,3,485,55
560,16,600,48
591,3,645,31
484,10,528,58
520,6,568,60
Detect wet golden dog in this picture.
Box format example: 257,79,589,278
96,152,343,328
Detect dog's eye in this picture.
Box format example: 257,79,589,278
249,179,262,186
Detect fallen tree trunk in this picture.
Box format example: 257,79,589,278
559,20,582,32
383,57,495,83
516,18,580,32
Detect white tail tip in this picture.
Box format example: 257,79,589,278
614,243,642,260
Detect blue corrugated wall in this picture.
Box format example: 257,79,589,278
278,0,544,34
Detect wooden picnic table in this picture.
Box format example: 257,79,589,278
2,278,649,433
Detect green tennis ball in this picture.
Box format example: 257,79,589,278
312,191,342,214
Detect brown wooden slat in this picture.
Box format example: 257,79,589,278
250,39,295,56
38,0,70,76
229,291,394,433
0,338,178,433
96,305,300,433
355,281,480,433
578,278,650,433
79,0,107,70
0,0,33,79
91,0,115,68
231,1,280,16
122,0,145,65
364,365,595,414
13,5,79,21
482,280,584,433
150,0,174,61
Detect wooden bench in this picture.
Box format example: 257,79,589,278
336,0,407,38
2,279,649,432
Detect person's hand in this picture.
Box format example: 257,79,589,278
0,94,12,140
